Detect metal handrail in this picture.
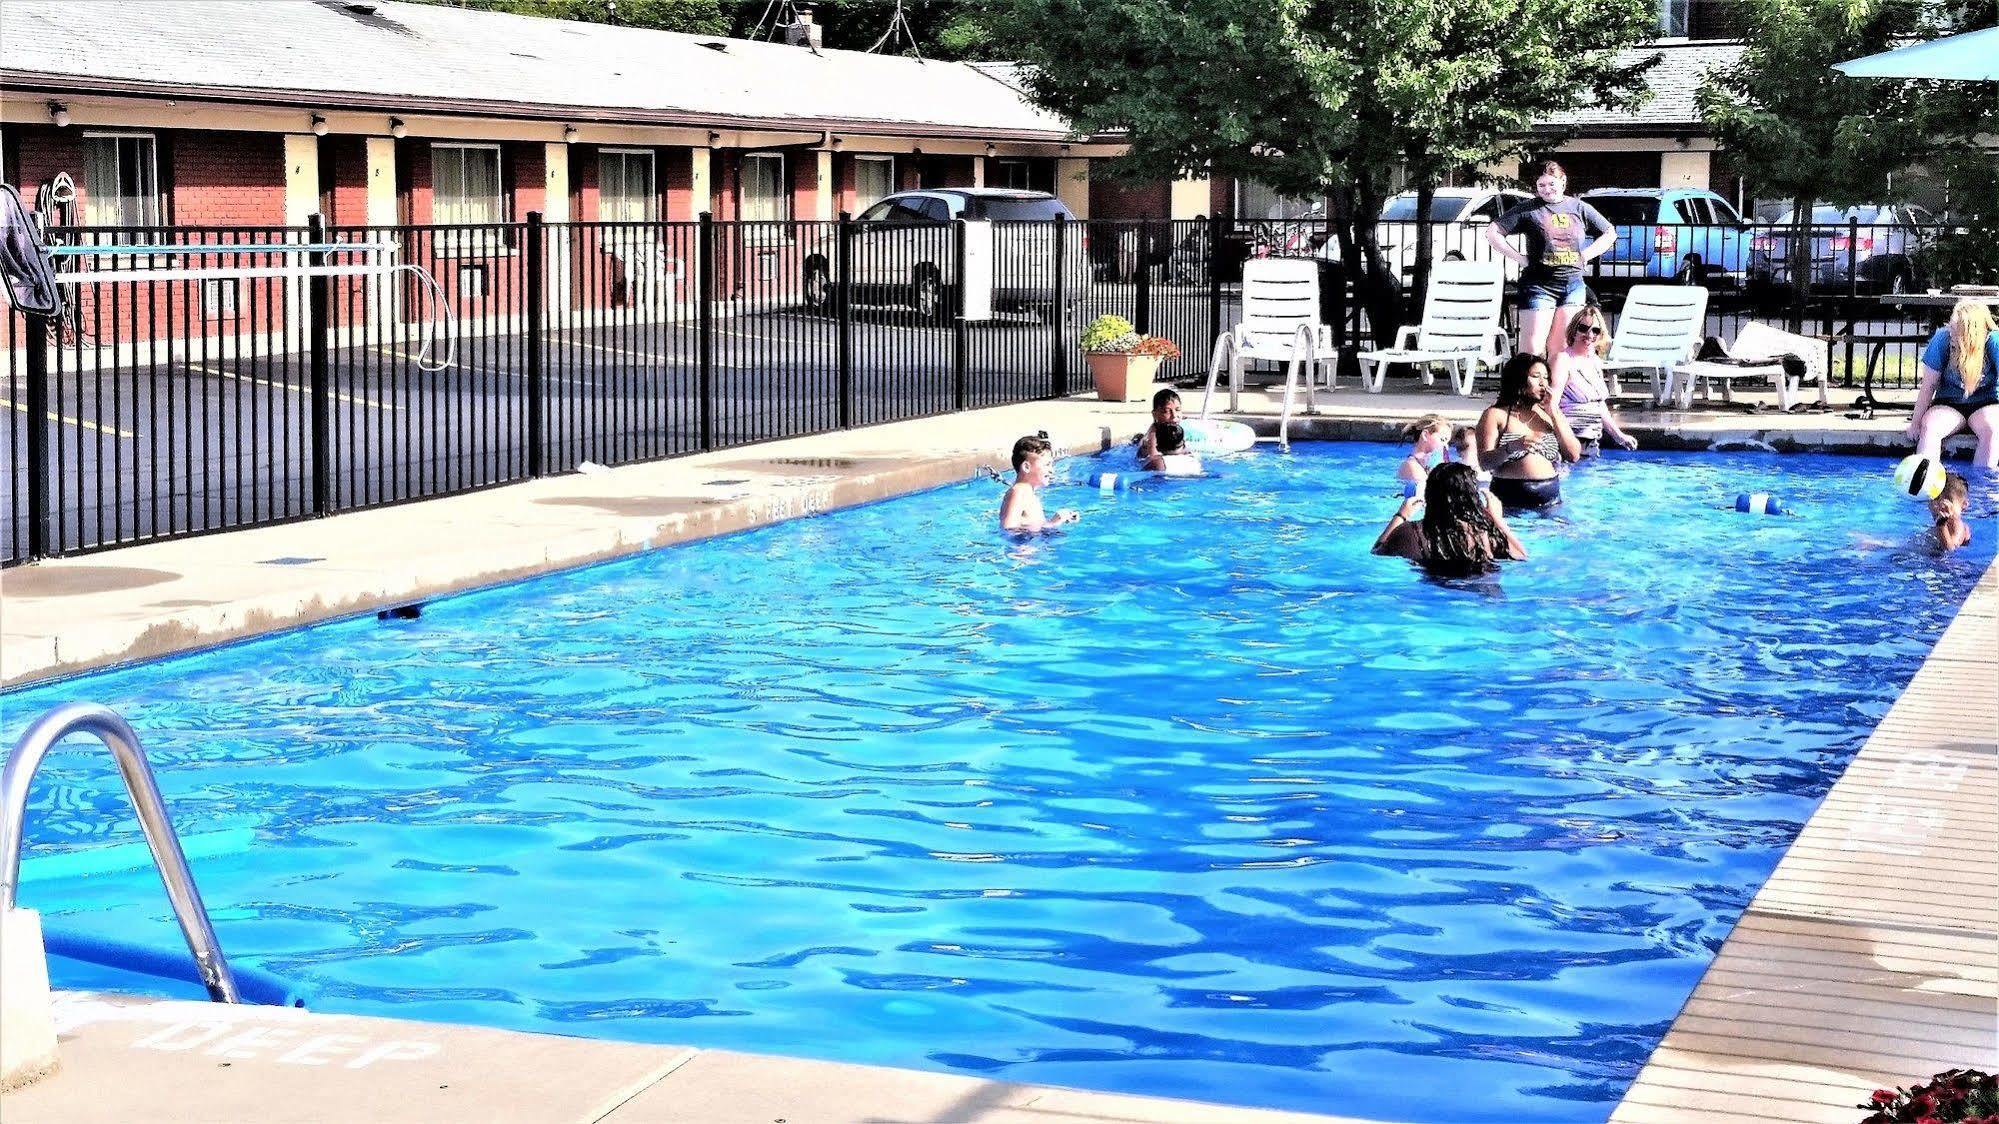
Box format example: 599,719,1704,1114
0,703,241,1003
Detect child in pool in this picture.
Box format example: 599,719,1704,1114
1932,471,1971,552
1135,388,1182,464
1397,414,1451,496
1145,421,1203,474
1447,424,1491,488
999,434,1078,533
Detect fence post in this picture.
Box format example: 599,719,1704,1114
698,211,716,451
1050,213,1068,398
524,211,546,477
1845,215,1860,385
1207,214,1224,355
1134,221,1151,336
953,217,970,411
836,211,855,428
23,312,51,559
307,212,332,516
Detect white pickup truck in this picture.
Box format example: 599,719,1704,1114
801,188,1088,321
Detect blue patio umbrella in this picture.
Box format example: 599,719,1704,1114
1834,26,1999,80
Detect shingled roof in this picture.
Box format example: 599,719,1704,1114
1537,42,1746,134
0,0,1076,140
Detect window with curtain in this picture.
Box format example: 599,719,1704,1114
432,144,504,225
599,148,658,222
1234,179,1319,228
739,153,789,223
853,156,894,213
82,133,161,227
1657,0,1691,36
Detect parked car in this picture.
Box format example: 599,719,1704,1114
1748,204,1935,294
800,188,1085,321
1579,188,1754,287
1374,187,1531,279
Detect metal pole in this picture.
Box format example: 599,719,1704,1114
1134,221,1152,335
1050,213,1068,398
698,211,716,451
524,211,546,477
953,217,969,411
1207,214,1224,357
1845,215,1860,388
1,703,242,1003
306,213,331,516
836,211,854,429
23,313,51,559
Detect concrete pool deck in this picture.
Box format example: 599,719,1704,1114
2,382,1992,1123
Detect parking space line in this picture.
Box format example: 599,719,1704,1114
186,364,399,412
0,396,137,439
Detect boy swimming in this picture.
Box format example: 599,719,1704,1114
1932,471,1971,552
999,434,1079,533
1135,388,1182,464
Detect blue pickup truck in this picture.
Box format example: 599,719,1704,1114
1578,188,1755,286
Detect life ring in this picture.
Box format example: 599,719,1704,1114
1182,419,1256,453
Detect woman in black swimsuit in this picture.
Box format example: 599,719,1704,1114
1373,462,1527,577
1476,353,1581,510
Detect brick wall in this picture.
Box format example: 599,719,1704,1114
1089,176,1171,221
320,136,370,227
170,130,285,226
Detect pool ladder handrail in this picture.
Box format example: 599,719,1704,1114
0,702,242,1003
1200,322,1321,451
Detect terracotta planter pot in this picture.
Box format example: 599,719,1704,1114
1087,353,1162,402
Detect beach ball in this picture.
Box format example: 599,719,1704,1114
1894,454,1945,500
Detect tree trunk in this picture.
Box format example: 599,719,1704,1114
1411,180,1437,325
1354,179,1402,345
1787,193,1812,334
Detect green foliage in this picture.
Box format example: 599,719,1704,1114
408,0,997,58
1702,0,1999,287
410,0,728,34
1080,314,1138,353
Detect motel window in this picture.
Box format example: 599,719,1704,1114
432,143,505,226
599,148,658,222
1234,179,1319,230
989,159,1032,191
82,132,161,227
739,153,790,223
853,156,894,213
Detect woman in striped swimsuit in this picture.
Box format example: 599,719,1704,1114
1548,304,1638,458
1476,353,1582,510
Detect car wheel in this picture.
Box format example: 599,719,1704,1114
802,257,833,313
910,265,951,323
1675,253,1707,286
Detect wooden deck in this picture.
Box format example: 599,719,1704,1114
1612,562,1999,1124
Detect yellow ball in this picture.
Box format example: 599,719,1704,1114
1894,454,1945,500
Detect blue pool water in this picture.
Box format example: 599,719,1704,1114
6,444,1991,1123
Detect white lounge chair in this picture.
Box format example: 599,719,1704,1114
1200,257,1336,449
1602,285,1709,404
1667,321,1829,411
1356,260,1507,396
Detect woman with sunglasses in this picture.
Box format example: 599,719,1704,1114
1548,304,1638,458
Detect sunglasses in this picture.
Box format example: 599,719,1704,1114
1576,325,1604,336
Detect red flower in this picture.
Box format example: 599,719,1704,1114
1874,1090,1901,1104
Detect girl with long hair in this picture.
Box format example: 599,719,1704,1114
1373,461,1527,577
1483,161,1618,358
1907,299,1999,468
1548,303,1638,458
1476,352,1582,510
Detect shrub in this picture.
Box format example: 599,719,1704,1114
1858,1069,1999,1124
1080,313,1182,359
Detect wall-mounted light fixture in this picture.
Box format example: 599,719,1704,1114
311,114,329,137
707,130,721,147
48,101,70,128
389,117,408,139
563,125,579,144
985,142,996,156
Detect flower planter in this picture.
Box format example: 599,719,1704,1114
1088,353,1162,402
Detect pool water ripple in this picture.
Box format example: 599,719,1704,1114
5,444,1992,1123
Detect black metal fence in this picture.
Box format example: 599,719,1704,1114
2,212,1949,565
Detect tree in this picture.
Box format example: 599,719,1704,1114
977,0,1654,339
411,0,995,58
1697,0,1989,307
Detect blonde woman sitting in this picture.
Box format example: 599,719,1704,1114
1907,298,1999,468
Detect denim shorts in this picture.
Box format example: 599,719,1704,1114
1517,274,1589,311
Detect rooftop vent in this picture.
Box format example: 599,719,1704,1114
781,3,823,50
699,41,728,53
344,1,377,12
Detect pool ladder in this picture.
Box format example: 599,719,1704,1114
1199,323,1322,452
1,703,241,1003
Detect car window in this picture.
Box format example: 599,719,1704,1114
1673,198,1706,224
972,196,1072,221
1708,198,1743,225
1379,195,1470,222
1471,198,1502,221
915,198,952,222
857,200,898,222
1584,196,1656,225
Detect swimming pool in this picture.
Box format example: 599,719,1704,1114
7,444,1991,1123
